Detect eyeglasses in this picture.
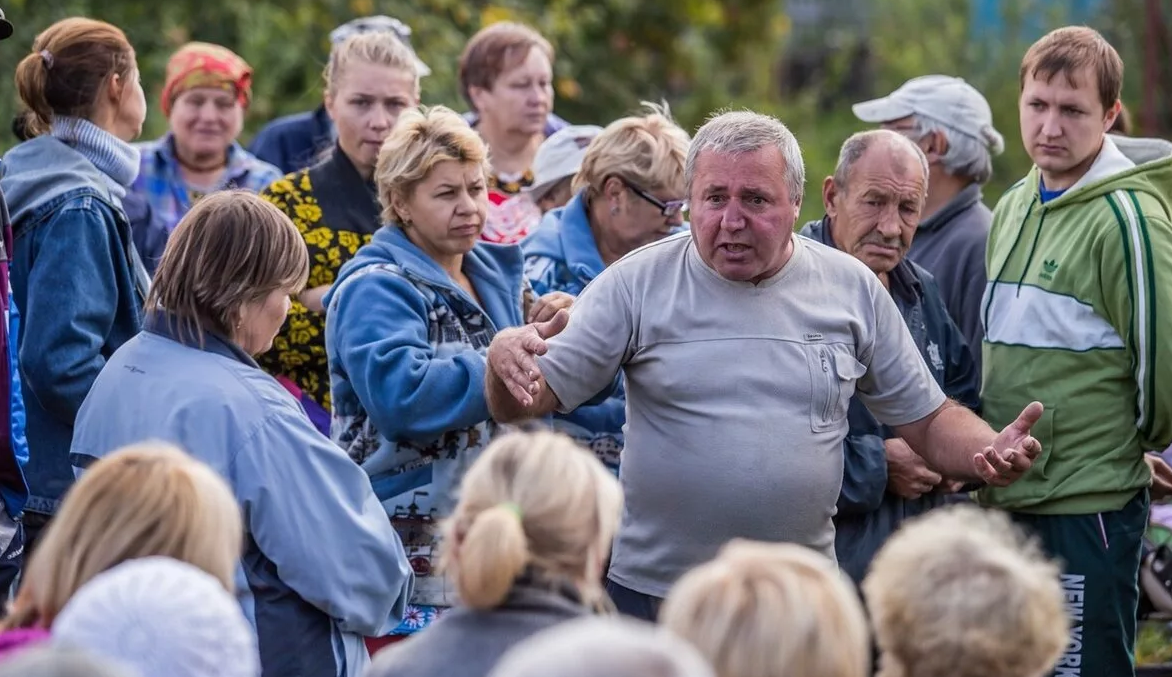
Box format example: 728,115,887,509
617,176,687,218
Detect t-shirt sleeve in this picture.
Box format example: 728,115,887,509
537,264,635,413
856,275,947,426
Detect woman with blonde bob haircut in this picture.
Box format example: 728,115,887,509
862,505,1069,677
70,190,413,677
367,431,623,677
660,540,871,677
1,442,241,631
325,107,570,639
521,102,689,474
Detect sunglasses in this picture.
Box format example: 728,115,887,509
617,176,687,218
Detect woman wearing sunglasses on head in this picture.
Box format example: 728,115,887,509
520,103,690,474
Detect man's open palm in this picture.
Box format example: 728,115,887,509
976,401,1044,486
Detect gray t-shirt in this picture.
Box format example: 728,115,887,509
538,232,946,597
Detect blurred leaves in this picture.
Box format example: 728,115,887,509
0,0,1160,222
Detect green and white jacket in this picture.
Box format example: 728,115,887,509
979,135,1172,515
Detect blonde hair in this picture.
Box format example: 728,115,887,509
324,31,420,100
574,102,690,198
863,505,1069,677
3,442,243,629
147,190,308,347
441,431,623,610
661,540,870,677
374,105,490,225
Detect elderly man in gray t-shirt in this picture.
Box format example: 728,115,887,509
485,111,1044,620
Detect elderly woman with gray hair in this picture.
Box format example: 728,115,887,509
521,103,690,473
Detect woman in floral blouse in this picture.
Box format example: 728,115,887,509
258,31,421,434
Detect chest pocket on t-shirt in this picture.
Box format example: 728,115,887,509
803,343,867,433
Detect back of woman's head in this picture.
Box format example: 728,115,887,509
661,540,870,677
324,31,420,100
147,190,308,345
442,431,623,610
574,102,691,198
4,442,242,629
374,105,489,224
0,647,134,677
14,17,135,137
862,505,1069,677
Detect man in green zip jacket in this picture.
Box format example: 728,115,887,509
982,26,1172,677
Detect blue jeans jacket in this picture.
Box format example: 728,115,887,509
8,189,144,514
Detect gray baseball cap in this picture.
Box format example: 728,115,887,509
525,125,604,201
329,15,431,77
853,75,1004,154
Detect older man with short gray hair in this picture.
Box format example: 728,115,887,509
485,110,1043,620
853,75,1004,370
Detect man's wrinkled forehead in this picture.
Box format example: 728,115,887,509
693,149,788,195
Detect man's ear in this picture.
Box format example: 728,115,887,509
1102,99,1122,133
822,176,839,219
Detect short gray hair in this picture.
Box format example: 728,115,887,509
488,617,716,677
911,114,1001,185
685,110,805,204
832,130,929,197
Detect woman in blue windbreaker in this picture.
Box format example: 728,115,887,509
325,105,570,640
520,104,690,472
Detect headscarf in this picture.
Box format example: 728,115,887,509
161,42,252,117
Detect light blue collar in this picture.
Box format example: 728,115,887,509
49,116,140,197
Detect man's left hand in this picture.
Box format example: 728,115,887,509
976,401,1044,487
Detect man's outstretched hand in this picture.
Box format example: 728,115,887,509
976,401,1044,487
486,310,570,407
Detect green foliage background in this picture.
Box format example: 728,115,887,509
0,0,1161,223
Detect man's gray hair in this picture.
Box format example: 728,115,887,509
911,114,1001,185
832,129,930,197
488,617,716,677
684,110,805,204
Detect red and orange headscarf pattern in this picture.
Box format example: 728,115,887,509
161,42,253,117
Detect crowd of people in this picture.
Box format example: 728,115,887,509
0,5,1167,677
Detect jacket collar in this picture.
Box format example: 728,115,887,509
557,192,607,282
308,144,381,236
808,215,922,306
1039,134,1136,196
144,309,258,367
147,133,256,183
918,183,982,233
372,226,526,329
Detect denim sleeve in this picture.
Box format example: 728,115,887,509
328,269,490,440
18,203,120,426
235,409,414,635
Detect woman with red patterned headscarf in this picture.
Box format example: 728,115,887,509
127,42,282,272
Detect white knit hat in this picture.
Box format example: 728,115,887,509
53,557,260,677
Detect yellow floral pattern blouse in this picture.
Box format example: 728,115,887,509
257,147,382,421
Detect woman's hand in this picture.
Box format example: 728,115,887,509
299,284,332,313
528,291,574,324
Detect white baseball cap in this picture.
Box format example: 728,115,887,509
853,75,1005,154
526,125,604,202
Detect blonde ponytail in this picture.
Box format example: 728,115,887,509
443,431,623,612
452,504,530,609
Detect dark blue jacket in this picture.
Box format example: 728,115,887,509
247,106,335,176
1,136,146,515
800,218,981,583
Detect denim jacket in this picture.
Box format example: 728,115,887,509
1,136,146,515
